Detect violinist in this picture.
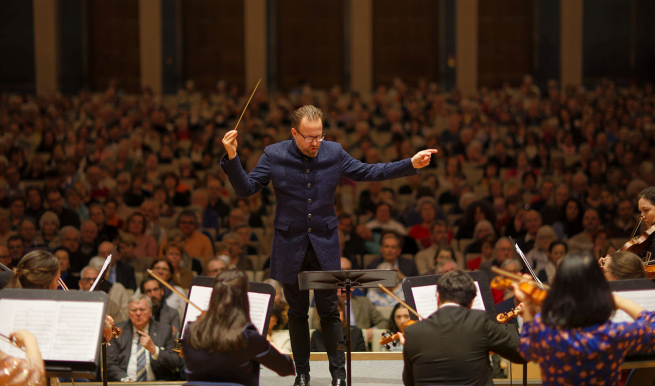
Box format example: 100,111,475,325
514,254,655,385
182,269,295,385
0,330,46,386
6,250,59,290
636,187,655,260
599,251,646,281
401,270,523,386
382,303,410,352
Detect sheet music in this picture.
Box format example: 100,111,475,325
181,286,272,337
611,290,655,323
0,299,104,361
411,282,485,318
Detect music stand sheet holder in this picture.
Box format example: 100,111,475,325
298,269,397,386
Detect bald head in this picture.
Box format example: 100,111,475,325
98,241,115,258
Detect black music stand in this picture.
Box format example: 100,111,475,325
298,269,397,386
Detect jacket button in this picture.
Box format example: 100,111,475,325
307,183,311,188
307,198,312,203
308,228,312,233
306,169,310,173
308,214,312,218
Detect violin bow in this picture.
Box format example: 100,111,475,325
377,284,426,320
146,269,204,313
0,333,26,352
630,217,643,240
233,79,261,132
58,278,69,291
508,236,544,289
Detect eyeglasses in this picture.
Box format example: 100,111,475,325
296,131,325,143
80,277,98,282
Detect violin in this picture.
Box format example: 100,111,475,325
496,305,523,324
103,315,122,343
600,220,655,278
379,319,417,349
490,267,549,306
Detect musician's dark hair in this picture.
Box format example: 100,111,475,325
542,254,615,328
388,302,409,334
606,251,646,280
436,270,476,307
638,187,655,206
187,269,250,352
7,250,59,289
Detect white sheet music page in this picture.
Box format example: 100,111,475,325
181,286,272,336
611,290,655,323
0,299,103,361
411,282,485,318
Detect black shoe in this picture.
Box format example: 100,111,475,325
332,379,346,386
294,373,310,386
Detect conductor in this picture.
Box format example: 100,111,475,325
221,105,437,386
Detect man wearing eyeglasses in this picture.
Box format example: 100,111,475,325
222,105,437,386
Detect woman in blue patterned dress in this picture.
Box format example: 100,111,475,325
514,254,655,386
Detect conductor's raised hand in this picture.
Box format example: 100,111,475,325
222,129,239,160
411,149,438,169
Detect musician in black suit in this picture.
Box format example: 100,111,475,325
106,294,180,381
401,270,523,386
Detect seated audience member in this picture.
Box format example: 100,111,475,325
9,196,26,231
79,220,99,258
415,221,463,273
107,294,180,381
366,203,407,235
408,197,440,249
141,199,167,245
53,247,78,290
60,226,92,273
0,209,15,247
160,210,213,264
345,224,381,256
162,242,194,289
608,199,638,238
526,225,557,272
116,233,151,275
312,300,367,352
103,199,124,229
401,270,523,386
222,233,254,270
234,224,259,255
7,235,26,265
190,188,219,230
365,232,418,279
537,240,567,285
89,203,120,245
382,303,411,352
0,246,12,269
182,270,294,384
540,183,570,226
150,259,186,313
367,262,404,307
467,235,496,271
424,247,458,275
204,257,228,277
18,218,44,251
124,212,158,259
82,262,128,324
567,208,601,253
463,220,496,255
517,210,542,253
600,251,647,281
588,228,614,260
161,172,190,207
46,189,81,228
65,188,89,221
102,240,137,291
140,276,181,334
39,210,60,247
435,258,457,274
455,200,497,240
25,186,45,221
553,199,584,239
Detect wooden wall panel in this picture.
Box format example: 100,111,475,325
182,0,245,92
373,0,439,88
89,0,140,93
478,0,533,87
276,0,344,90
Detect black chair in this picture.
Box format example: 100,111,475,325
625,367,655,386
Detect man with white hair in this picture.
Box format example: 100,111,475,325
79,220,99,258
106,294,179,381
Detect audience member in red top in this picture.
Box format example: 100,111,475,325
466,235,497,271
408,197,439,249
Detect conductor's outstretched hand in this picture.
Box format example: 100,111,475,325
223,129,239,160
411,149,439,169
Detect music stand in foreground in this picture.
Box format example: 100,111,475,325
298,269,397,386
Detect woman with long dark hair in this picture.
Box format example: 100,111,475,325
515,254,655,385
182,269,294,385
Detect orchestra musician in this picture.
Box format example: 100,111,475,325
514,254,655,385
182,269,295,385
600,251,647,281
400,270,523,386
6,250,59,290
221,105,436,386
0,330,46,386
637,187,655,259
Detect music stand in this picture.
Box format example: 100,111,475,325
298,269,397,386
